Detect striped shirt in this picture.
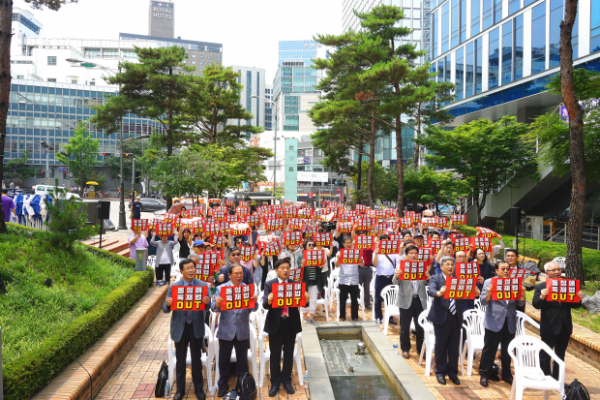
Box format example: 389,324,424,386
338,263,359,286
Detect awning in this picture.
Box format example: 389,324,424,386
86,181,99,185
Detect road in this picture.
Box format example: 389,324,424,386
99,198,163,237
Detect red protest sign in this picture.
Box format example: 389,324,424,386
339,248,362,264
266,218,284,231
356,204,368,213
203,222,221,236
239,244,255,262
224,199,235,206
385,208,398,218
491,277,523,301
314,232,332,247
457,262,480,278
209,234,226,247
422,217,437,227
389,234,402,241
272,282,307,308
156,222,174,236
418,247,432,261
132,219,148,232
355,217,375,231
236,207,249,217
444,277,478,299
289,267,304,282
378,240,400,255
288,218,304,231
453,237,470,251
373,223,387,235
426,239,443,251
303,249,326,267
260,239,282,256
546,279,581,303
412,213,422,223
337,222,353,233
226,214,238,223
238,201,249,207
298,207,314,219
244,214,260,227
221,284,256,310
283,231,303,246
476,227,499,238
405,211,415,219
436,217,449,229
195,252,219,281
186,209,200,218
397,261,429,280
399,218,412,229
213,211,226,222
451,214,468,225
355,235,375,250
219,221,230,233
230,224,251,237
386,221,398,231
209,198,221,204
450,232,466,240
284,207,298,218
469,236,493,252
170,285,209,311
163,213,177,222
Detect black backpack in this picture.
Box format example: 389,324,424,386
564,379,590,400
154,361,169,398
226,372,257,400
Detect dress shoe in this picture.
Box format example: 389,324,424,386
172,393,184,400
402,351,410,359
269,383,280,397
365,305,372,310
502,375,514,385
217,386,229,397
480,377,489,387
195,389,207,400
283,382,295,394
436,375,447,385
449,375,460,385
389,318,398,325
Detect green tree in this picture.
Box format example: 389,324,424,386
404,166,469,211
0,0,78,234
4,148,35,184
351,161,389,204
56,122,100,197
418,116,538,225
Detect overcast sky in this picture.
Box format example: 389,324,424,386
13,0,342,83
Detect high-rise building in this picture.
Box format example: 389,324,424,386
12,8,42,38
265,83,273,131
148,0,175,38
278,40,321,66
228,66,266,135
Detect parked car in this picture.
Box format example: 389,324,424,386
33,185,80,200
129,197,167,212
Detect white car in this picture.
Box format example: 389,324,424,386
33,185,81,200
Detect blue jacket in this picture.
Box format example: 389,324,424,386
427,273,466,326
480,278,525,334
211,281,257,341
162,278,209,342
218,264,254,286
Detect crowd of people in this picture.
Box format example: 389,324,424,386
125,201,582,399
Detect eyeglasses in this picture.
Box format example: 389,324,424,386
498,267,511,271
546,268,562,273
307,244,315,247
231,252,241,257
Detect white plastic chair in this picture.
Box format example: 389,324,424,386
370,269,377,321
474,298,487,313
381,285,400,333
508,336,565,400
167,323,214,394
257,313,304,387
214,322,258,391
516,311,541,336
147,255,156,269
328,268,340,310
417,310,436,376
461,309,486,376
265,270,278,282
334,279,366,321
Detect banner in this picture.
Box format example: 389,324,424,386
399,218,412,229
397,261,429,280
283,231,303,246
156,222,174,236
469,236,493,252
457,261,480,278
545,279,581,303
239,244,254,262
355,217,375,231
355,235,375,250
221,284,256,310
314,232,332,247
260,239,282,256
337,222,353,233
289,267,304,281
490,277,523,301
418,247,432,261
132,219,148,232
203,222,221,236
170,285,209,311
451,214,468,225
444,277,478,299
195,252,219,281
476,227,499,238
272,282,307,308
266,218,284,231
453,237,470,252
378,240,400,255
288,218,304,231
339,248,362,264
303,249,326,267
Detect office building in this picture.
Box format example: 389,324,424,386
12,8,42,38
149,0,175,38
278,40,322,66
227,66,266,134
265,84,273,131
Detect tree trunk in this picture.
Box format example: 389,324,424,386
413,105,422,169
0,0,12,234
395,115,404,217
356,131,363,207
561,0,585,281
368,108,376,208
166,69,174,210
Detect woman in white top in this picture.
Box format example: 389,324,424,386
334,235,363,321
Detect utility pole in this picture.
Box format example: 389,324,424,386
131,157,136,202
118,68,128,230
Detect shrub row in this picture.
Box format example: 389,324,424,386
2,226,153,399
460,225,600,281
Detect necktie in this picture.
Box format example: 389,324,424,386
282,306,289,317
449,298,456,315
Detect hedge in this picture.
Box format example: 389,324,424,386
459,225,600,281
2,258,153,400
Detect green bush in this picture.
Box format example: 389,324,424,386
459,226,600,281
2,270,153,400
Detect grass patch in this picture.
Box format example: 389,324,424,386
525,290,600,333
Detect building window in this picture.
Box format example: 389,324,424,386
47,56,56,66
208,56,212,59
452,0,459,47
489,28,499,89
289,167,293,172
432,9,439,58
494,0,502,25
465,41,474,97
502,21,513,84
482,0,492,30
531,2,546,74
549,0,563,68
200,55,204,58
71,79,78,84
216,57,220,60
442,2,450,52
475,37,483,94
192,54,196,57
508,0,520,15
89,81,95,86
47,78,56,82
592,0,600,53
17,75,24,79
456,47,464,100
572,3,579,58
200,62,204,65
514,15,524,80
471,0,480,36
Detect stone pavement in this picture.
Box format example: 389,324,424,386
95,299,600,400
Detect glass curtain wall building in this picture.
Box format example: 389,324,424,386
229,66,266,137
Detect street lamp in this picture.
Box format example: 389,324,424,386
251,95,278,197
67,58,128,230
40,141,54,185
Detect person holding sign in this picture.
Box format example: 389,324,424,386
263,259,309,397
433,240,455,275
151,231,178,283
163,259,211,400
216,246,254,286
428,257,480,385
299,240,326,323
128,228,148,260
478,261,526,387
335,236,364,321
532,261,583,379
372,234,400,325
393,245,430,359
212,264,258,397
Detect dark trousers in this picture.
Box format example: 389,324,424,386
156,263,171,281
540,322,571,379
358,267,373,305
321,269,330,298
433,310,461,378
400,297,424,353
339,284,359,320
269,319,296,385
175,322,204,395
479,320,515,379
218,336,250,389
374,275,394,321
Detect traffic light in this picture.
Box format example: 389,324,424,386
40,170,44,178
124,153,134,157
102,153,112,156
134,171,141,184
63,171,67,179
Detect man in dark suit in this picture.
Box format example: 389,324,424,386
263,258,310,397
532,261,583,379
428,256,480,385
164,259,212,400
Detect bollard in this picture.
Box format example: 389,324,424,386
135,248,148,272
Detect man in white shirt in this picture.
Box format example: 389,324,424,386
372,234,400,325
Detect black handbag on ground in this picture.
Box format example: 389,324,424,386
226,372,257,400
564,379,590,400
154,360,169,398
